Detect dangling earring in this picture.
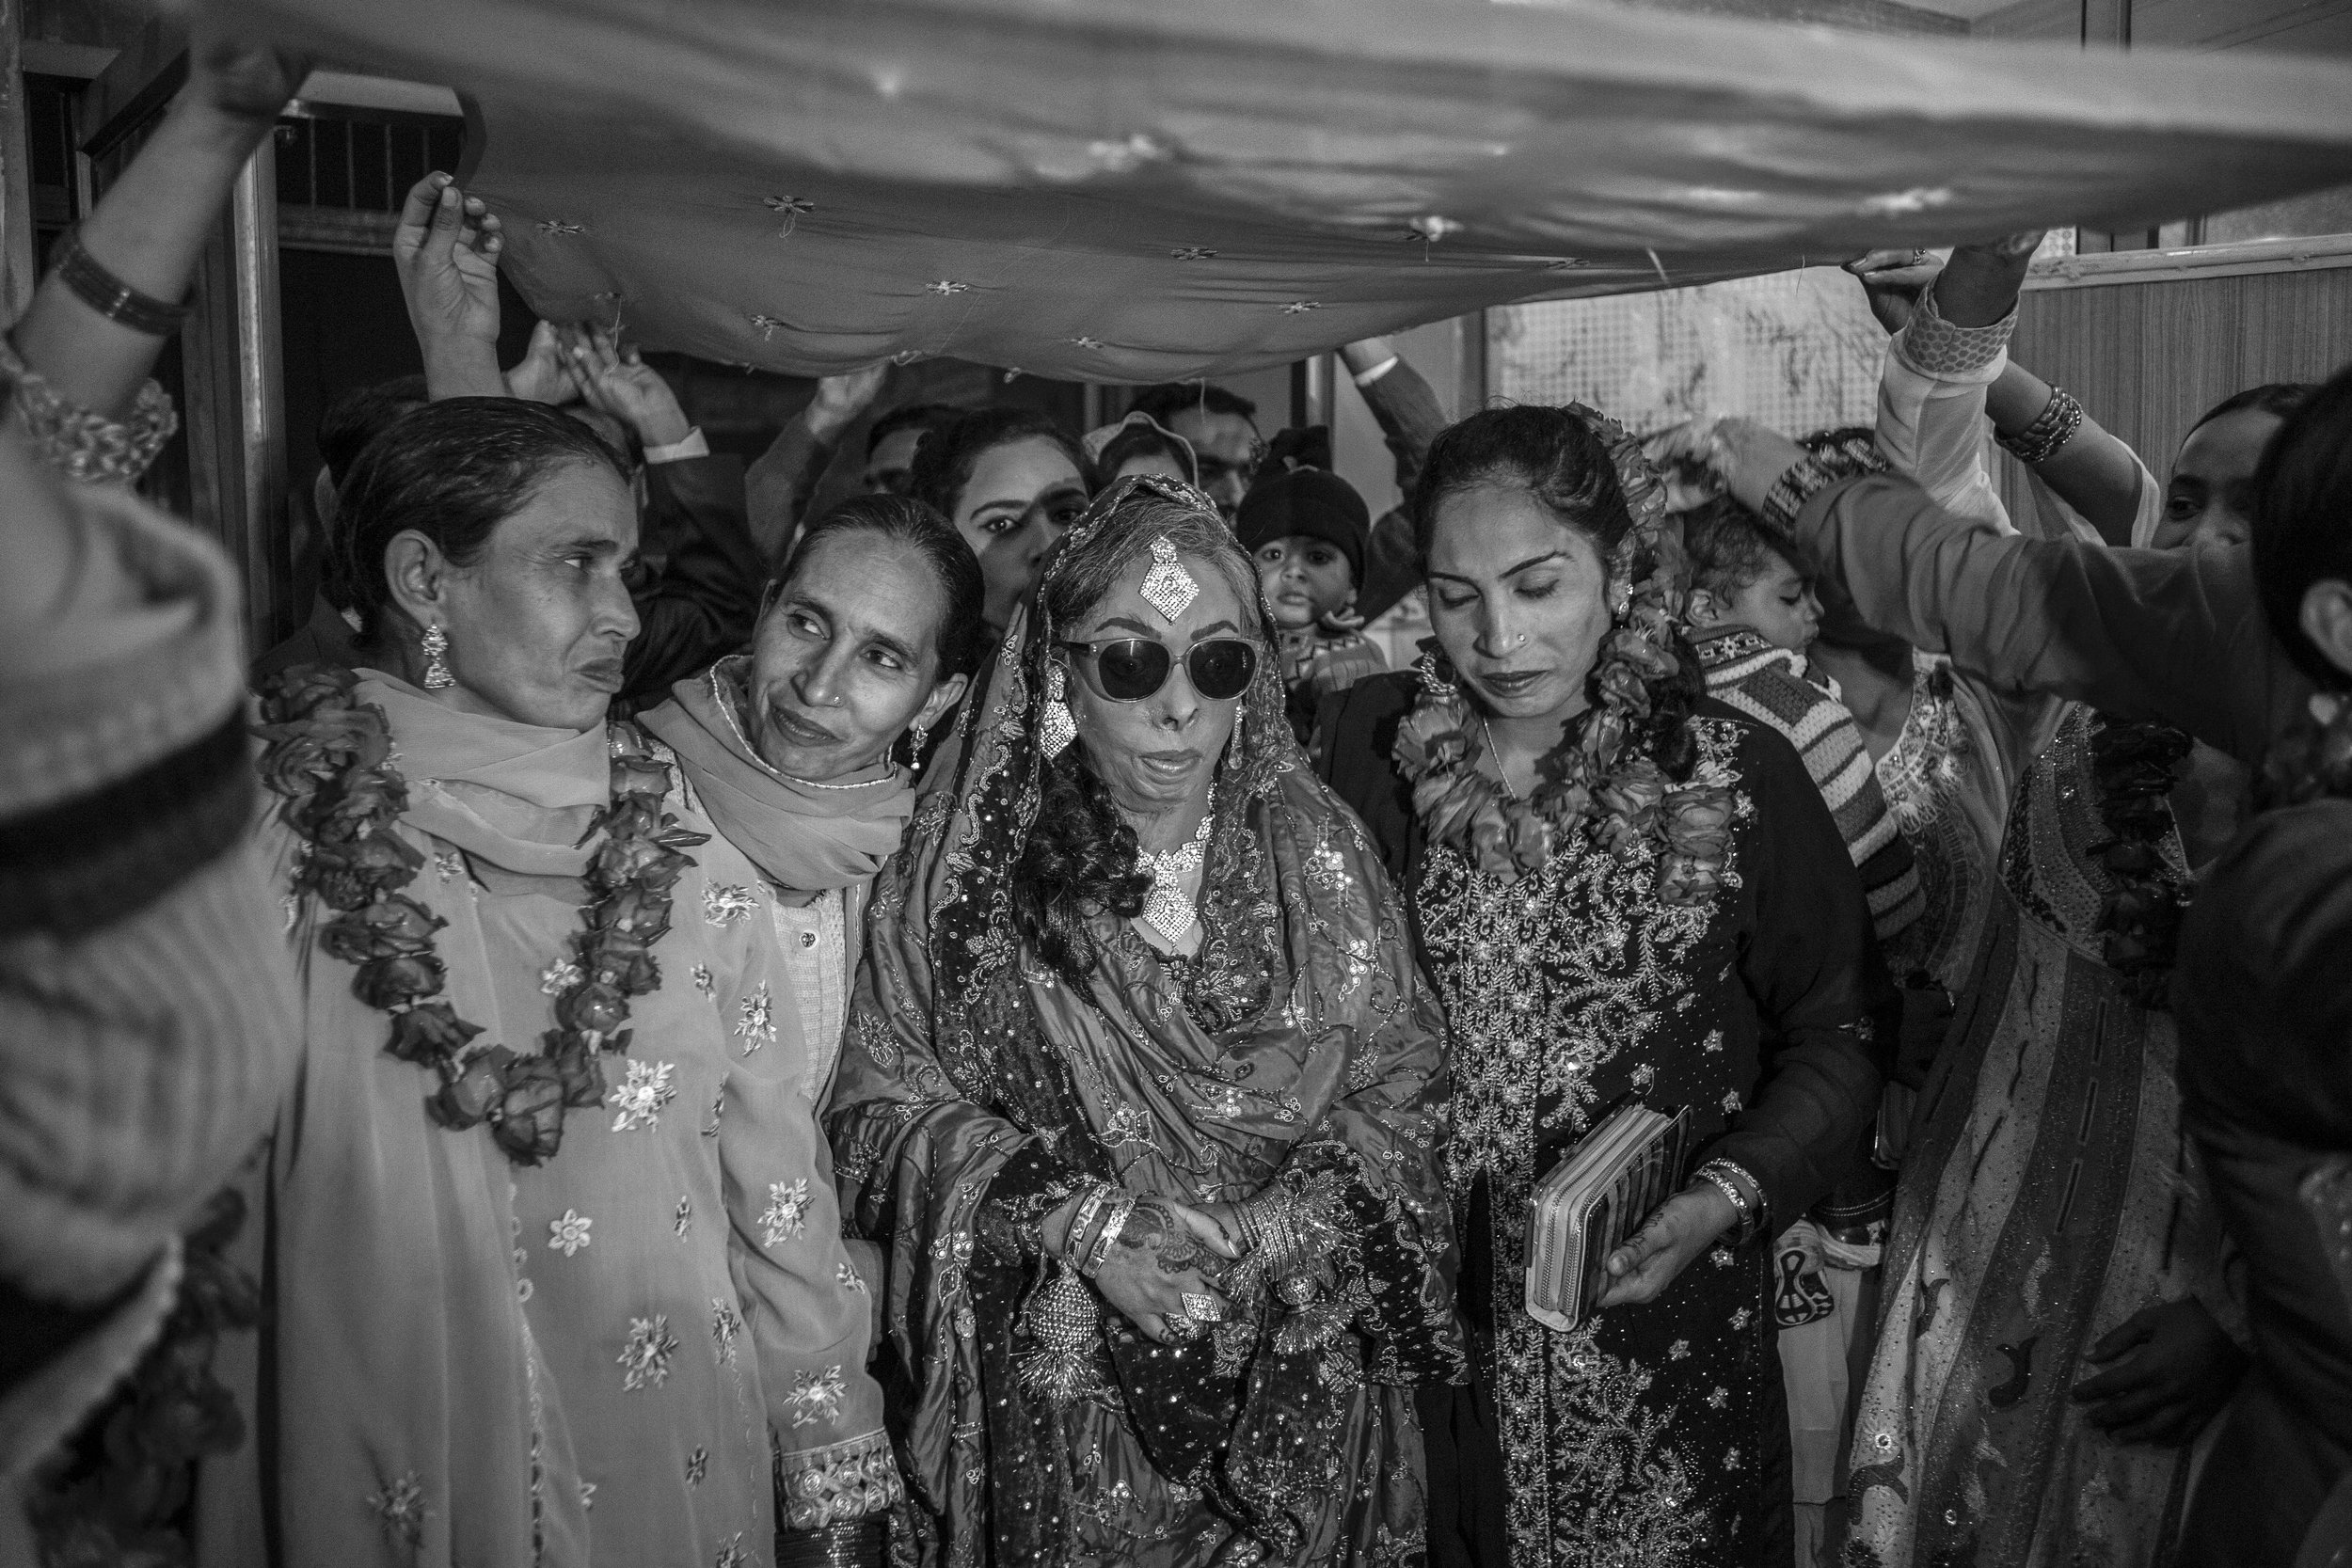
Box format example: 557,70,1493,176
421,623,453,689
1040,664,1077,759
906,720,930,772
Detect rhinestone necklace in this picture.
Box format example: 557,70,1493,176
1137,787,1215,945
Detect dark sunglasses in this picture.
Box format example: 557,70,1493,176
1059,636,1258,703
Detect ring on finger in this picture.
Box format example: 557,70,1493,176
1180,1292,1225,1324
1164,1310,1200,1343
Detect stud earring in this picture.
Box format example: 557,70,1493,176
421,623,453,689
1041,665,1077,759
906,720,930,772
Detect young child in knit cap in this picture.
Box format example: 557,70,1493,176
1682,496,1923,945
1237,467,1387,740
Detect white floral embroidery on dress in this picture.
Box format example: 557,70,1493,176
705,883,759,925
737,986,776,1052
368,1471,428,1547
712,1296,742,1360
540,958,583,996
703,1087,724,1136
762,1179,810,1246
607,1059,678,1132
783,1364,848,1427
548,1210,593,1257
1709,1246,1736,1269
1720,1088,1743,1115
675,1196,691,1238
1730,1306,1754,1331
686,1446,708,1484
1668,1338,1692,1360
1707,1386,1730,1409
691,963,714,997
836,1260,867,1293
715,1533,751,1568
435,850,466,883
619,1314,679,1390
579,1480,596,1511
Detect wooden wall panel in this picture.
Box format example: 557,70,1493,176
1996,265,2352,515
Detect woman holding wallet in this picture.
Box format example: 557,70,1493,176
1315,404,1893,1568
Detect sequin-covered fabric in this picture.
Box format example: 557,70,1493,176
830,599,1462,1567
1418,712,1886,1568
1847,707,2230,1568
1320,679,1892,1568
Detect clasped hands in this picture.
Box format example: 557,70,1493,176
1043,1191,1244,1345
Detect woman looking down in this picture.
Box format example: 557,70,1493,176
1316,405,1893,1568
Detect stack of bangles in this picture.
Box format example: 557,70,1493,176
1692,1159,1767,1246
1236,1188,1317,1305
1063,1182,1136,1281
1996,386,2085,467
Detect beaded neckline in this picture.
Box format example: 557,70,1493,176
708,663,903,792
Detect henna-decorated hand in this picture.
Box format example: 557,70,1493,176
1079,1196,1237,1343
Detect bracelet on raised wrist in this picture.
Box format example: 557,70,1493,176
1995,385,2085,467
53,227,190,337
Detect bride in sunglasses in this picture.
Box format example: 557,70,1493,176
828,475,1464,1566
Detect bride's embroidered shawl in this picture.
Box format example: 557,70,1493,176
828,602,1463,1566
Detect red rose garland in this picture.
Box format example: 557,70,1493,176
256,664,704,1166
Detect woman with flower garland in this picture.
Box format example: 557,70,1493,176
1315,404,1893,1568
205,398,897,1567
828,476,1463,1566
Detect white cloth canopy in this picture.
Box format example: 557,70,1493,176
237,0,2352,380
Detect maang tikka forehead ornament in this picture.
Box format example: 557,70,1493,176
1139,535,1200,623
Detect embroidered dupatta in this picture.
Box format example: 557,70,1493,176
828,579,1463,1565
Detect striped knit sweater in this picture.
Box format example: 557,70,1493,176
1692,626,1925,944
1,473,300,1483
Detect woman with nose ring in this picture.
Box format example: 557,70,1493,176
829,475,1463,1565
1316,404,1893,1568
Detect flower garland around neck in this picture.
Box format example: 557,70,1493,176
2084,714,2195,1008
256,664,707,1165
1390,408,1733,903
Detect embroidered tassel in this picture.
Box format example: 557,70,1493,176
1016,1263,1102,1404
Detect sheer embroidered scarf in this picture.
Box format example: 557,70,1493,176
358,672,611,879
826,483,1463,1563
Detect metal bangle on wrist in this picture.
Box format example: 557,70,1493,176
1692,1159,1766,1245
53,227,191,337
1995,386,2085,467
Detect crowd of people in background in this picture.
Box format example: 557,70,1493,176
5,25,2349,1568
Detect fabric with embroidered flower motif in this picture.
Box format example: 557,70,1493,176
195,671,893,1567
829,582,1462,1566
1320,680,1893,1568
230,0,2352,382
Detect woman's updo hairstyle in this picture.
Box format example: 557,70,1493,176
911,405,1089,521
2251,361,2352,690
336,397,626,644
778,495,989,677
1014,486,1268,988
1408,404,1635,571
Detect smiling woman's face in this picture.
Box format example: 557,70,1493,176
748,529,967,783
1061,548,1252,819
1423,483,1613,727
952,436,1089,628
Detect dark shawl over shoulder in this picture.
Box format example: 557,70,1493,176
2175,799,2352,1568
